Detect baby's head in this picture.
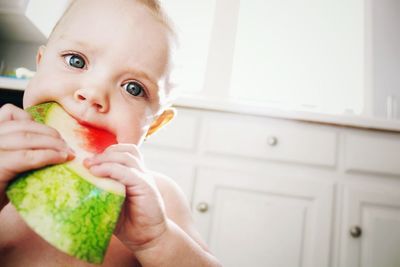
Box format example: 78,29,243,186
23,0,176,145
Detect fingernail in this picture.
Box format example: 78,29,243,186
67,153,75,161
67,147,75,155
61,152,68,159
83,158,91,167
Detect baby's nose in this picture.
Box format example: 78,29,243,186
74,89,109,113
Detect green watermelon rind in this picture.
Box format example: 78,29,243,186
26,102,54,124
6,164,125,264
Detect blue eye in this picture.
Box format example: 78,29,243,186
65,54,86,69
123,81,145,97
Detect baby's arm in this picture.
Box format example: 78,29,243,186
0,104,74,211
84,144,221,266
135,174,222,267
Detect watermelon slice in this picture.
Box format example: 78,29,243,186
6,102,126,264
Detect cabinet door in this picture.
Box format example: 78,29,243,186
192,168,334,267
340,185,400,267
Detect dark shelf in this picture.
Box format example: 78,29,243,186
0,88,24,108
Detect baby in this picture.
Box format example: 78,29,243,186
0,0,221,266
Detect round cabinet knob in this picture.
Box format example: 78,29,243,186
350,225,362,238
267,136,278,146
196,202,209,213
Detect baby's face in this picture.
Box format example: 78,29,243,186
23,0,172,145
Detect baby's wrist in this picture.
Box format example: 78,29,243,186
117,218,169,254
133,219,175,265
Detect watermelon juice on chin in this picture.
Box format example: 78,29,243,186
6,102,126,264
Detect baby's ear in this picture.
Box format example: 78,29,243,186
36,45,46,67
146,108,176,138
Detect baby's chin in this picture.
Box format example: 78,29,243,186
115,134,145,147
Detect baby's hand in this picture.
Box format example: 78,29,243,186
84,144,167,250
0,104,75,208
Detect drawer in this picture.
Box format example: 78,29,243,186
344,131,400,176
202,115,337,167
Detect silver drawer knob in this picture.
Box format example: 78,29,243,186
350,225,362,238
196,202,209,213
267,136,278,146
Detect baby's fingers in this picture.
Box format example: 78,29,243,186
0,104,32,123
15,149,72,169
85,151,144,171
0,149,72,181
0,132,71,152
88,162,157,191
0,120,62,138
88,163,137,186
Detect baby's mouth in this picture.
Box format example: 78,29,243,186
75,117,103,131
62,106,109,133
74,121,117,154
61,106,118,153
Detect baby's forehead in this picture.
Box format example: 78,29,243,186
51,0,176,60
52,0,175,40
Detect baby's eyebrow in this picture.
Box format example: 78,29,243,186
126,68,158,89
58,35,101,54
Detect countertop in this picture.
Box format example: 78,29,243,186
174,95,400,133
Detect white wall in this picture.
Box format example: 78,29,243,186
370,0,400,119
0,41,38,73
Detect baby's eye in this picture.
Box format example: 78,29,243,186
64,54,86,69
123,81,146,97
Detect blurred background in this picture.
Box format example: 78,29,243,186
1,1,400,266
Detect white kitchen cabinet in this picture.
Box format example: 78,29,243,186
142,106,400,267
339,184,400,267
202,114,337,167
343,131,400,176
192,167,334,267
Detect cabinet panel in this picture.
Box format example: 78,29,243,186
361,206,400,267
203,115,337,167
138,155,195,202
145,111,199,152
193,168,334,267
340,185,400,267
344,131,400,176
210,188,307,267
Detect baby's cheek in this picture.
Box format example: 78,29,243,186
23,74,65,108
115,120,149,145
113,106,154,144
23,84,50,108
